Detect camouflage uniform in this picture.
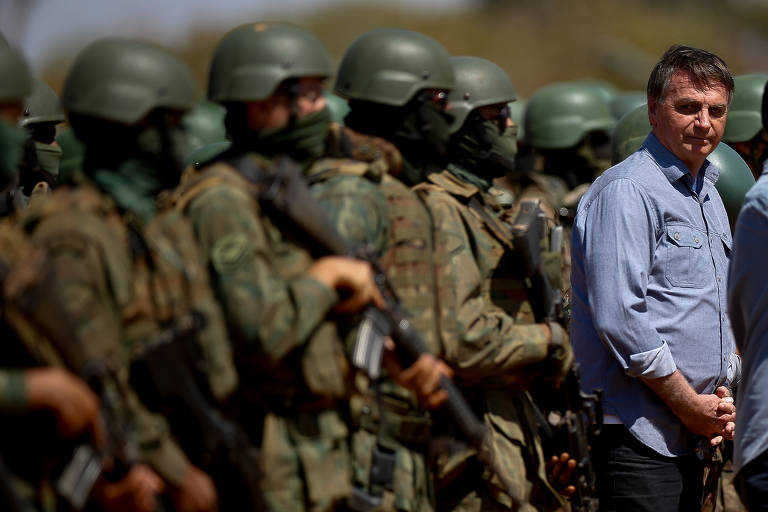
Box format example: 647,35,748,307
12,38,240,499
415,169,567,511
167,152,352,511
306,123,446,511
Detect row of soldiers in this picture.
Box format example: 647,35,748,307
0,21,758,512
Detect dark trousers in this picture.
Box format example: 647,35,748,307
592,425,703,512
736,446,768,511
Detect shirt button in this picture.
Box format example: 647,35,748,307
674,233,680,240
718,276,722,282
694,237,700,243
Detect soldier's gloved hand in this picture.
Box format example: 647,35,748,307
543,322,573,382
382,340,454,409
25,367,105,447
170,464,218,512
92,464,164,512
308,256,385,314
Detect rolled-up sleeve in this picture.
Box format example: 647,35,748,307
579,178,676,379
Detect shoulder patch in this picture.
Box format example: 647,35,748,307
211,232,253,274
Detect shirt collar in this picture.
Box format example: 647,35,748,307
641,132,720,187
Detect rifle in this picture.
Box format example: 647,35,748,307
129,310,265,512
230,155,522,505
509,199,603,512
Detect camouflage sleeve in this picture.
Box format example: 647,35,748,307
0,370,27,410
186,182,339,364
309,174,390,257
28,237,190,485
422,190,550,383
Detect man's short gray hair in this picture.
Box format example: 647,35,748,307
647,45,734,105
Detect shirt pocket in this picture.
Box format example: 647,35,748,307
665,224,707,288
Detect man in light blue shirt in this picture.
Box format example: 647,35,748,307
571,45,738,511
728,80,768,510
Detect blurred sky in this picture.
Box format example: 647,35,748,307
0,0,468,71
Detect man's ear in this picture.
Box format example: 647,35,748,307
648,98,658,129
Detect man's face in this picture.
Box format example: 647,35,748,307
0,102,22,124
246,76,327,133
648,70,729,174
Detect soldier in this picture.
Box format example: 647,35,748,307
18,79,65,199
14,37,244,511
411,55,572,511
721,73,768,179
165,21,423,511
523,81,616,221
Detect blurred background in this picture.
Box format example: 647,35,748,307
3,0,768,97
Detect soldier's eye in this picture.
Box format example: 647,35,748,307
709,106,727,118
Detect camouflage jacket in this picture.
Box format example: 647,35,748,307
165,155,349,402
12,179,238,486
414,168,565,511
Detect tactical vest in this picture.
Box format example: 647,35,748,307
319,124,456,356
163,161,350,402
15,182,238,401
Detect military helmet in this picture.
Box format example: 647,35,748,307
324,91,350,125
508,98,526,142
723,73,768,143
611,103,651,165
62,38,196,125
447,56,516,133
610,91,647,120
334,28,454,107
208,23,332,103
709,142,755,228
20,79,66,126
181,99,227,153
0,43,31,103
525,82,615,150
570,79,618,103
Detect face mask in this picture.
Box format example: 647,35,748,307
252,107,331,168
393,100,454,184
135,120,189,190
449,113,518,189
34,141,62,179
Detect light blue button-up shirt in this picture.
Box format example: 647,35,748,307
729,162,768,474
571,133,737,457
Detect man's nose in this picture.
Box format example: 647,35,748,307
694,108,712,130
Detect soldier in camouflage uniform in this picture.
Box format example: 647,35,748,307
414,56,573,511
12,37,246,512
165,22,428,511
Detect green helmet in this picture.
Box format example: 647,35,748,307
0,43,31,103
570,79,618,103
334,28,454,107
324,91,350,125
208,22,332,103
722,73,768,143
709,142,755,228
611,103,651,165
610,91,647,120
525,82,615,150
508,98,526,142
447,56,516,133
20,79,66,127
181,99,226,154
62,38,196,125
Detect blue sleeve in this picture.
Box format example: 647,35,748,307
576,178,677,378
728,187,768,358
